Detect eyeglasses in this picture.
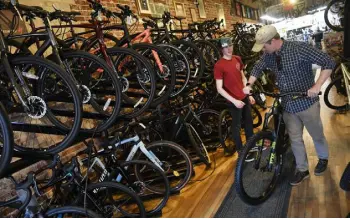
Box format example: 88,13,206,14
275,54,282,71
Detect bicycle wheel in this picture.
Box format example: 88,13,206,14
1,56,82,154
171,40,205,85
185,123,211,166
84,181,146,218
44,206,101,217
194,40,221,73
235,131,282,205
324,74,348,110
189,109,222,149
61,51,122,132
107,47,156,118
340,162,350,191
131,43,176,106
218,109,235,153
135,140,193,193
157,43,191,97
0,103,13,178
235,34,259,59
324,0,345,32
115,160,170,216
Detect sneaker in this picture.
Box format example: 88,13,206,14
290,170,310,186
314,159,328,176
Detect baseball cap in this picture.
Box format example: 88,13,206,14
219,38,233,48
252,25,278,52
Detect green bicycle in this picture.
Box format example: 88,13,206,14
234,91,320,205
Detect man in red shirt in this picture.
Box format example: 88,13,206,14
214,38,255,153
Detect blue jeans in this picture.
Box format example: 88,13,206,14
283,101,329,172
228,97,254,151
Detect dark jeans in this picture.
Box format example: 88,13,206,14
228,97,254,151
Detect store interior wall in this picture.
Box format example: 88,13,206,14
17,0,259,37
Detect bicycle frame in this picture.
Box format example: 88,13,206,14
340,62,350,105
0,29,33,110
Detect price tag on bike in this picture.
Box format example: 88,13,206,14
126,15,133,25
260,93,266,102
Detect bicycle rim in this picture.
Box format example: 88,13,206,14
235,131,282,205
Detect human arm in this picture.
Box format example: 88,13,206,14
216,79,245,108
298,43,336,97
242,56,267,94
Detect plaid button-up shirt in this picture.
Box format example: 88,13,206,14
251,40,336,113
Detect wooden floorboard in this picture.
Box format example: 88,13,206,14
162,74,350,218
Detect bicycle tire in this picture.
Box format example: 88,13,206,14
218,109,235,153
324,74,348,110
61,51,122,132
157,43,191,97
324,0,345,32
185,123,211,166
131,43,176,106
106,47,156,118
2,55,82,154
85,181,146,218
235,131,282,205
44,206,101,218
119,160,170,216
194,40,221,72
171,40,205,85
0,103,13,178
190,109,222,149
135,140,193,193
340,162,350,191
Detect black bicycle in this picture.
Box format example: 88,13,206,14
0,172,101,217
235,91,320,205
0,0,82,155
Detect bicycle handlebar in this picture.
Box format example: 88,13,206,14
252,90,322,98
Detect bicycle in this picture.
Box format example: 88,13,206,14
0,172,101,217
324,0,345,32
36,155,147,217
74,140,171,217
235,91,321,205
0,0,82,154
7,3,122,133
324,59,350,111
100,119,194,193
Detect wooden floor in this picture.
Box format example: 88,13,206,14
162,76,350,218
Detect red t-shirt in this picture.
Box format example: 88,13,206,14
214,56,246,100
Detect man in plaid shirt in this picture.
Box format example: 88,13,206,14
243,25,336,186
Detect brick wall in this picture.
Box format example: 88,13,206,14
18,0,260,35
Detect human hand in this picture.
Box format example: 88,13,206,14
307,85,321,97
233,99,245,108
249,96,256,105
243,86,252,95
